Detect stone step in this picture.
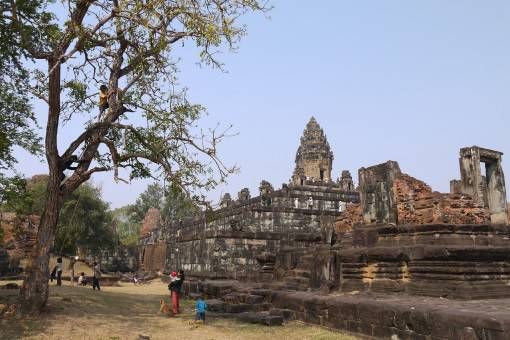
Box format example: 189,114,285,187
283,276,310,285
286,269,311,278
205,299,226,312
224,302,272,313
236,311,284,326
269,308,296,320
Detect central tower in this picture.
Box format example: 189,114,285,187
291,117,333,185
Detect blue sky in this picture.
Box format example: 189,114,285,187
14,1,510,208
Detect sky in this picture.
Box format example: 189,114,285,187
13,1,510,208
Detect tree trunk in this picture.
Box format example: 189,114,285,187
18,180,61,314
18,57,62,315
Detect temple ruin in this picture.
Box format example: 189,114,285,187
140,117,359,276
139,118,510,338
450,146,508,224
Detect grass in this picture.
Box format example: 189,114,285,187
0,280,357,340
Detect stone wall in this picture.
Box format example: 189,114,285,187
352,161,492,227
0,213,39,275
140,183,359,279
359,161,401,224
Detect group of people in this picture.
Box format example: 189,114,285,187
167,269,207,322
50,258,102,291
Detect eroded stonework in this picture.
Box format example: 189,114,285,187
140,118,360,278
139,119,510,339
451,146,508,224
291,117,334,185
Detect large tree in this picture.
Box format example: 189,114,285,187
6,0,269,314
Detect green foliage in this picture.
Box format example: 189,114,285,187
0,0,56,169
113,182,199,246
128,182,199,224
0,175,30,213
0,174,48,215
55,183,114,255
111,206,140,247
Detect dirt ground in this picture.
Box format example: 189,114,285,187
0,280,357,340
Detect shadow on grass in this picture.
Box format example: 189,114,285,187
0,284,182,339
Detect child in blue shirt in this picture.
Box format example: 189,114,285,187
195,296,207,322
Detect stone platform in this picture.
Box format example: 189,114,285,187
184,279,510,339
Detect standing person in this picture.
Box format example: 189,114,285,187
195,295,207,323
168,272,182,314
177,270,185,313
92,261,102,291
56,257,63,286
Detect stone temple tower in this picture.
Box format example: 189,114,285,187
291,117,333,185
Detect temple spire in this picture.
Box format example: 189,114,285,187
291,117,333,185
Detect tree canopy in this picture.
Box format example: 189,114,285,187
55,183,114,256
0,0,49,169
6,0,270,314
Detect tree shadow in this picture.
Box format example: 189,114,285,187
0,284,188,339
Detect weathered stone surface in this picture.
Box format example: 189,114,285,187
139,208,162,237
236,312,284,326
335,203,362,232
291,117,334,185
452,146,508,224
204,299,225,312
359,161,402,224
0,212,39,276
394,174,489,225
338,170,355,192
140,183,359,276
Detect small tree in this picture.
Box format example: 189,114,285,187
55,183,114,256
6,0,269,314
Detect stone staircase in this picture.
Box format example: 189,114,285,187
188,286,295,326
267,252,315,291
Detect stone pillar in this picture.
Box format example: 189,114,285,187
358,161,401,225
459,147,484,204
486,159,508,223
459,146,508,224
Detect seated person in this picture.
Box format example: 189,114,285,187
78,272,88,286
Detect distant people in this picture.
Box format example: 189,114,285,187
294,197,299,209
308,196,313,209
133,273,140,285
92,261,102,291
56,257,63,286
78,272,87,286
195,295,207,323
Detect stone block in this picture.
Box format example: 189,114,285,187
205,299,225,312
269,308,295,320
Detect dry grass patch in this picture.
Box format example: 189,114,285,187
0,280,357,340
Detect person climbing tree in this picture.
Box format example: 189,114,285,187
98,85,109,120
